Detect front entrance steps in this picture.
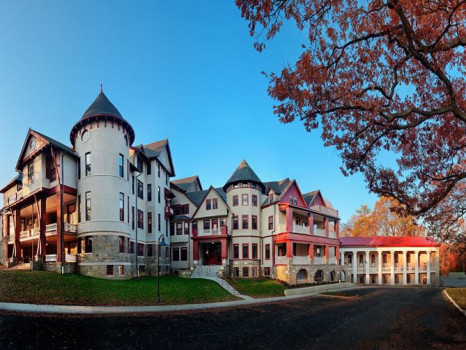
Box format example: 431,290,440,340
6,262,32,270
191,265,252,300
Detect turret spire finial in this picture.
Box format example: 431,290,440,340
100,83,103,93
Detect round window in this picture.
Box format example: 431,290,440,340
81,130,90,143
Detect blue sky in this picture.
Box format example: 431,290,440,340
0,0,378,223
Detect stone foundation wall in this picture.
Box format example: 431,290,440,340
43,263,76,274
0,237,6,266
275,262,350,285
229,260,260,278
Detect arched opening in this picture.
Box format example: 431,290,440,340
340,271,345,282
297,269,308,281
330,270,336,282
314,270,324,283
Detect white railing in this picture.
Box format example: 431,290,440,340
313,256,324,264
293,224,310,234
65,223,77,233
65,254,77,262
328,231,337,238
293,256,310,265
7,191,23,205
46,223,57,232
20,230,29,238
314,228,326,237
275,256,287,264
45,254,57,262
199,227,228,236
328,257,336,264
19,228,39,239
310,205,339,217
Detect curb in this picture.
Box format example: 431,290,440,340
443,289,466,317
0,286,363,315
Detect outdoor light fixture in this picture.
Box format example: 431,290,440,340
157,236,168,304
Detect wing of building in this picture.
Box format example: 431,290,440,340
0,92,440,286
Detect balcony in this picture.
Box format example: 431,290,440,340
310,205,338,218
313,256,324,264
328,257,336,264
5,190,23,206
198,226,229,236
164,206,174,218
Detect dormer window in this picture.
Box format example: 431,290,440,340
269,193,274,203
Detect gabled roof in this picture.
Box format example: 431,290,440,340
276,179,307,206
15,129,78,171
143,139,167,159
340,236,440,248
0,173,23,193
131,139,175,177
172,175,203,192
303,190,319,206
223,159,265,192
264,178,291,195
70,90,135,146
191,186,230,218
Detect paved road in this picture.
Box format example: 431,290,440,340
0,288,464,349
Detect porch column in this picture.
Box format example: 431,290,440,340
340,250,344,266
324,245,329,264
364,251,370,284
285,206,293,232
308,243,314,264
14,209,21,260
336,247,340,265
324,217,329,237
193,240,199,261
4,213,10,262
390,250,395,285
56,191,63,263
39,198,47,259
414,250,419,284
308,214,313,235
402,251,407,285
378,251,383,285
427,251,431,285
335,221,339,238
352,251,358,283
286,241,293,258
221,239,228,260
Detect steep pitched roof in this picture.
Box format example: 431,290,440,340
223,159,264,192
340,236,440,248
143,139,167,159
264,178,291,195
185,189,209,206
172,175,203,192
303,190,319,206
214,187,227,203
0,173,23,193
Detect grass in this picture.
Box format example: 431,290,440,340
0,270,237,306
445,288,466,309
231,278,285,298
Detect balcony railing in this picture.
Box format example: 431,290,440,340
328,257,336,264
293,224,310,234
6,190,23,205
328,231,337,239
314,256,324,264
45,254,77,262
314,228,326,237
275,256,287,264
198,226,229,236
19,228,39,239
310,205,339,217
293,256,310,265
45,254,57,262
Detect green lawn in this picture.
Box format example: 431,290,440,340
445,288,466,309
0,271,236,306
231,278,285,298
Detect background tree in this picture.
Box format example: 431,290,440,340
344,196,424,236
237,0,465,241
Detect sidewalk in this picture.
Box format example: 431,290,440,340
0,285,362,315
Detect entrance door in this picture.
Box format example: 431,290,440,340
201,242,222,265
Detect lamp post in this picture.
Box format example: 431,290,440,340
157,236,167,304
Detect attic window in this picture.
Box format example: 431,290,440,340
269,193,274,203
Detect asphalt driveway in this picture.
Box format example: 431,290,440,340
0,287,464,349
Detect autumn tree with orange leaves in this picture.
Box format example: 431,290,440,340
345,197,424,237
237,0,465,243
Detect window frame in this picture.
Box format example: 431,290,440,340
242,244,249,259
232,195,238,207
118,154,124,177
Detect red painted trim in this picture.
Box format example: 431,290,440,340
273,232,339,244
192,234,229,241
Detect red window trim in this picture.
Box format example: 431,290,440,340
242,215,248,229
242,243,249,259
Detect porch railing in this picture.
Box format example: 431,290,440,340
314,228,326,237
45,254,57,262
293,224,310,235
45,254,77,263
310,205,339,217
314,256,324,264
275,256,287,264
293,256,310,265
328,257,336,264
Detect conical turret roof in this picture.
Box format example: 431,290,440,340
70,90,135,146
223,159,264,192
81,91,123,120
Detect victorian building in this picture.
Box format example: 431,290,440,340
0,91,440,286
